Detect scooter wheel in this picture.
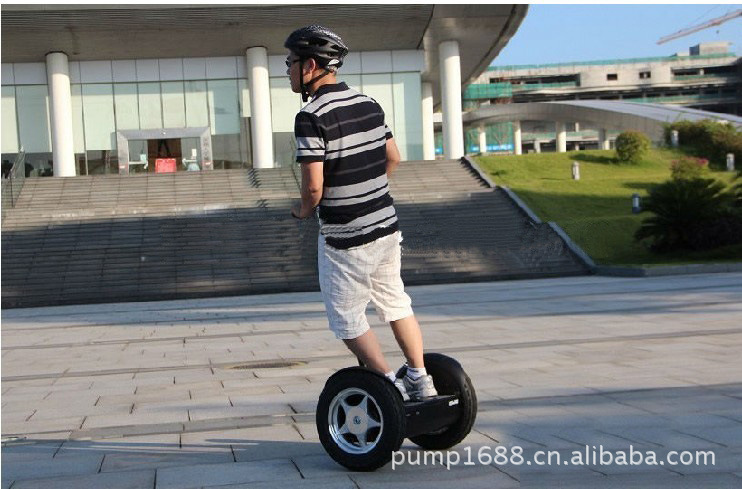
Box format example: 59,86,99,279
408,353,477,450
316,367,406,471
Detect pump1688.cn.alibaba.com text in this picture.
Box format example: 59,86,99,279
392,445,717,471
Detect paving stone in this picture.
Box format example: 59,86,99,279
155,458,301,488
182,424,320,462
1,454,104,481
103,452,233,472
205,475,358,489
9,469,155,489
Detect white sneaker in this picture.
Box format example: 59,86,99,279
403,374,438,400
393,377,410,402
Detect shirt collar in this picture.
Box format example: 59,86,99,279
312,82,348,98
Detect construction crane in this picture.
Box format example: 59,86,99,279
657,9,742,45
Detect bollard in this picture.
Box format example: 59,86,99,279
671,130,679,148
632,194,642,214
572,161,580,180
727,153,735,172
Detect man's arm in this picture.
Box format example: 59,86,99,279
386,138,401,177
292,161,323,219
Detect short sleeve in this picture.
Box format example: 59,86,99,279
384,124,393,140
294,111,326,163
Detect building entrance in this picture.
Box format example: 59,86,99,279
116,127,213,175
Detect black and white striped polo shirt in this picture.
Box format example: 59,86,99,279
294,82,398,250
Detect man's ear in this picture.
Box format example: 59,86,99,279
303,58,317,75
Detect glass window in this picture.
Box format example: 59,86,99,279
212,133,244,169
127,140,149,174
24,152,54,177
15,85,52,153
75,153,87,176
82,84,116,151
361,73,395,136
86,149,117,175
207,79,239,135
339,74,361,93
1,86,19,153
185,80,209,127
162,81,186,128
392,73,423,161
270,77,301,133
138,82,162,130
2,153,19,178
270,77,302,167
238,79,251,118
70,85,86,153
113,83,140,131
181,137,202,171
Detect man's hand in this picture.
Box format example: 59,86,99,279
291,201,314,219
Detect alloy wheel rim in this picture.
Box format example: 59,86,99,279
327,387,384,454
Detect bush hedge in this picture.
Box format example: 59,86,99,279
664,119,742,169
670,156,709,180
615,130,650,163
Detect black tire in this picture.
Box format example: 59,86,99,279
316,367,406,471
408,353,478,450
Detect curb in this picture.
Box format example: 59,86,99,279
547,222,597,270
461,155,497,189
596,262,742,277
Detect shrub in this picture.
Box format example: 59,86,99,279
664,119,742,169
635,178,740,252
615,130,650,163
670,156,709,180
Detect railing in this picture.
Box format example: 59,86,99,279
673,74,739,81
464,82,579,101
488,52,738,72
1,150,27,216
511,82,578,91
463,83,512,100
522,131,614,140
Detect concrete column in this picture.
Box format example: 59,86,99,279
599,128,610,150
478,125,487,154
45,52,76,177
245,46,274,168
534,140,541,153
556,121,567,153
513,120,522,155
439,40,464,159
421,82,435,160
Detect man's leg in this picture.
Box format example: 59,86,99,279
390,315,425,369
343,328,390,374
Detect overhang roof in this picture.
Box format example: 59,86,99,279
0,4,527,108
464,101,742,141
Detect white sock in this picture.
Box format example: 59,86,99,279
406,367,427,380
385,371,397,383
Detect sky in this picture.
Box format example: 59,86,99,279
492,4,742,67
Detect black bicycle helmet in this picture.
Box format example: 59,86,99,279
285,25,348,102
284,25,348,70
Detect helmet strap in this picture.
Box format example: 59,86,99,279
300,61,332,102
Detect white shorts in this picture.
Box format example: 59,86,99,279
318,231,414,340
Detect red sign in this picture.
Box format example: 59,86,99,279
155,158,177,173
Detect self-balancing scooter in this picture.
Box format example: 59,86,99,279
316,352,477,471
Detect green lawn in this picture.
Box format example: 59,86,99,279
475,149,741,266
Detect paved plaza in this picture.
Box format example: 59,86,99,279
2,272,741,488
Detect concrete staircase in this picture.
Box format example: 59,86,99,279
1,160,589,308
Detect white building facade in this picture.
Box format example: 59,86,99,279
0,5,528,177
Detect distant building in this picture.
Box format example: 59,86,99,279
452,42,741,155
